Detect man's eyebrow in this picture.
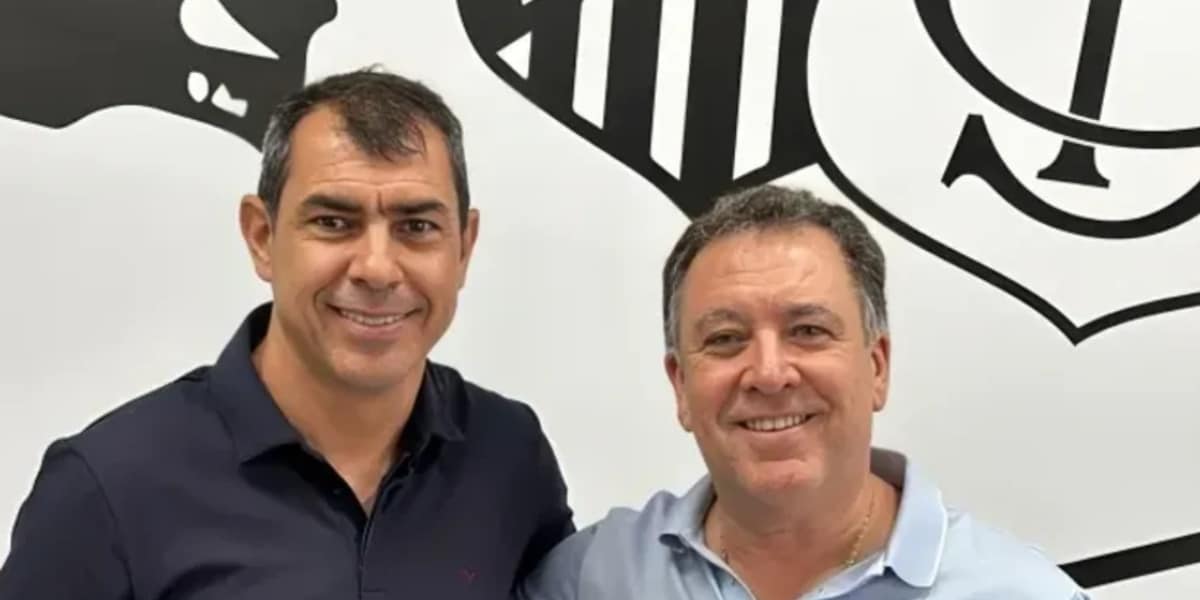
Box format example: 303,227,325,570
784,303,838,321
784,303,846,331
383,199,448,218
693,304,844,328
299,193,361,214
693,308,747,334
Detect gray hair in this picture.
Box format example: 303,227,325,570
661,184,888,351
257,66,470,227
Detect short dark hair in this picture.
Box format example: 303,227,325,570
661,184,888,350
256,66,470,227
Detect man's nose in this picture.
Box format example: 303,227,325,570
347,223,403,291
742,333,800,395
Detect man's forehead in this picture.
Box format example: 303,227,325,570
687,229,847,288
290,109,434,172
282,110,455,206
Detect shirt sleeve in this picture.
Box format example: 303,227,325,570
514,405,577,584
514,525,598,600
0,440,133,600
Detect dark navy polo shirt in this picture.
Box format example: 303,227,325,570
0,303,574,599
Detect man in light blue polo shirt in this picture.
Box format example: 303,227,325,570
518,184,1090,599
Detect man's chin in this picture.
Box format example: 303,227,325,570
328,353,424,394
735,458,825,497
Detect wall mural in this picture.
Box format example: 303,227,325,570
457,0,1200,347
466,0,1200,589
0,0,1194,592
0,0,336,148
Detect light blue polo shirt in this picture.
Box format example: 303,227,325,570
518,448,1090,599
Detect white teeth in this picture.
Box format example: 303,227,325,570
743,414,810,432
337,308,403,327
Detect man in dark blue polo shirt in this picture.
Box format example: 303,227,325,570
0,67,574,599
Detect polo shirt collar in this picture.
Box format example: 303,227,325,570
656,448,948,589
872,448,947,588
656,476,714,550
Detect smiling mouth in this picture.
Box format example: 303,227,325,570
331,306,414,328
739,414,816,433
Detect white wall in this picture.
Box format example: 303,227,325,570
1,1,1197,597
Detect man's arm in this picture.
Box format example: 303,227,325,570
515,406,576,583
0,440,133,599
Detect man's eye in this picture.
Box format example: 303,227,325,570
400,219,440,234
313,216,350,231
701,332,747,357
792,324,829,338
705,332,742,347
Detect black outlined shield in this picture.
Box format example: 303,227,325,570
809,0,1200,345
457,0,1200,344
456,0,824,219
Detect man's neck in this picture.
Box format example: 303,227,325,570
706,474,899,600
252,325,423,509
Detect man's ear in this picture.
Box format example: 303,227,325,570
457,208,480,289
240,194,274,283
870,333,891,412
665,351,693,432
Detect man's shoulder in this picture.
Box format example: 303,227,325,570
936,507,1087,598
427,361,543,435
58,366,223,474
517,488,697,598
553,487,695,561
603,487,694,535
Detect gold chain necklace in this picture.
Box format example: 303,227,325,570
717,484,877,570
842,485,876,568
